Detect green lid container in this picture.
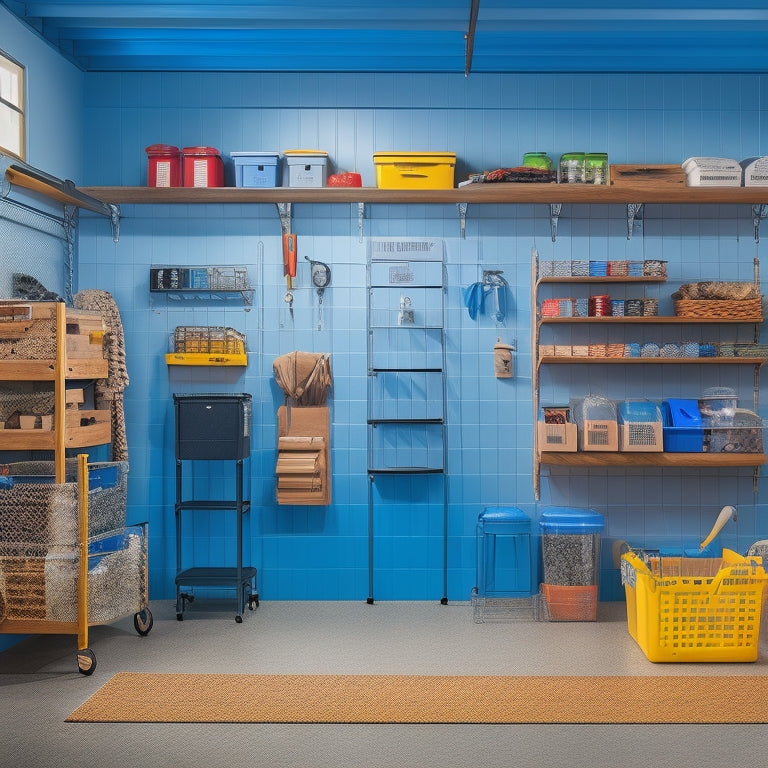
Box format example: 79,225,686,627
559,152,585,183
585,153,609,185
523,152,554,170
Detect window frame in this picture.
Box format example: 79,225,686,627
0,49,25,161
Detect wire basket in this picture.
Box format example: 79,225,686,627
172,326,246,354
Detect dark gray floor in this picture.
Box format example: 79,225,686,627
1,598,767,768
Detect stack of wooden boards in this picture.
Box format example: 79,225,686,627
276,406,330,505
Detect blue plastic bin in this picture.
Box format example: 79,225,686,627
476,507,533,598
661,398,703,452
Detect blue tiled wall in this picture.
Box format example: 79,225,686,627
73,71,768,604
0,33,764,612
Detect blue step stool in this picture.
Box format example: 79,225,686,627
475,507,533,598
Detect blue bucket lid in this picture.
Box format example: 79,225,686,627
479,507,529,523
539,506,604,534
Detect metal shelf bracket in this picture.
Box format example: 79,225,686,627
753,203,768,243
276,202,292,235
549,203,562,241
457,202,468,238
108,203,120,243
627,203,644,239
357,202,365,242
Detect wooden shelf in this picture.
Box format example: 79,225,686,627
538,356,766,365
539,452,767,467
539,315,763,324
537,276,667,284
80,182,768,206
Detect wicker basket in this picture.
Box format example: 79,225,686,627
673,297,763,319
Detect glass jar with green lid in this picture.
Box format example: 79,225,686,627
559,152,585,183
523,152,554,170
584,153,609,185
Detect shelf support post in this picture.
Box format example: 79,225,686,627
549,203,562,242
627,203,644,239
753,204,768,243
457,202,468,238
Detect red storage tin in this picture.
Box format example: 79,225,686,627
182,146,224,188
145,144,182,187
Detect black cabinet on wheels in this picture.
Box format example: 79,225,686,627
173,393,259,622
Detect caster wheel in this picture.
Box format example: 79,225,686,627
248,593,259,610
235,614,243,623
134,608,154,636
77,648,96,676
176,613,184,621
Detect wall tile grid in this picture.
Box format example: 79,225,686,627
72,70,768,602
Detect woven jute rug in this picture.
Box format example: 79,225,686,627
66,673,768,724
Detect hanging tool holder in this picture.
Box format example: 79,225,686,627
482,270,509,325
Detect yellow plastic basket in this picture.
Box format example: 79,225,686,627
621,548,768,662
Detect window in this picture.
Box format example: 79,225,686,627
0,50,24,160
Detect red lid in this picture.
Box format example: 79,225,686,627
145,144,180,156
182,146,221,157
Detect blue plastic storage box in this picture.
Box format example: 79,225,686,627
661,398,703,452
476,507,533,598
231,152,281,188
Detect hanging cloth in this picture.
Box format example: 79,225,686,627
273,351,333,407
462,282,485,320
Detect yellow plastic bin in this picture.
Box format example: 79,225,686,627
373,152,456,189
621,548,768,662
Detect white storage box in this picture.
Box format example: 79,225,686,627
741,157,768,187
231,152,280,188
282,150,328,187
682,157,742,187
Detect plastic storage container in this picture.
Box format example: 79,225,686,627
182,146,224,188
145,144,182,187
621,548,768,662
618,400,663,452
475,507,532,599
282,150,328,187
173,393,252,460
539,506,604,621
699,386,738,453
373,152,456,189
231,152,281,188
661,398,703,452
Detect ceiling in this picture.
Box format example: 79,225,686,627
3,0,768,74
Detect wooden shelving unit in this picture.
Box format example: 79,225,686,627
0,301,111,482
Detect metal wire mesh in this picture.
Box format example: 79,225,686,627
0,198,72,302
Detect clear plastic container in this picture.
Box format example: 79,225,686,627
584,153,609,185
559,152,585,183
699,387,737,427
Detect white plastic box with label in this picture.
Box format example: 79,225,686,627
282,150,328,187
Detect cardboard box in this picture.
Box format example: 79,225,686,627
580,420,618,451
537,421,577,452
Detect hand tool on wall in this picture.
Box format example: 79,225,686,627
304,254,331,330
282,232,296,320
